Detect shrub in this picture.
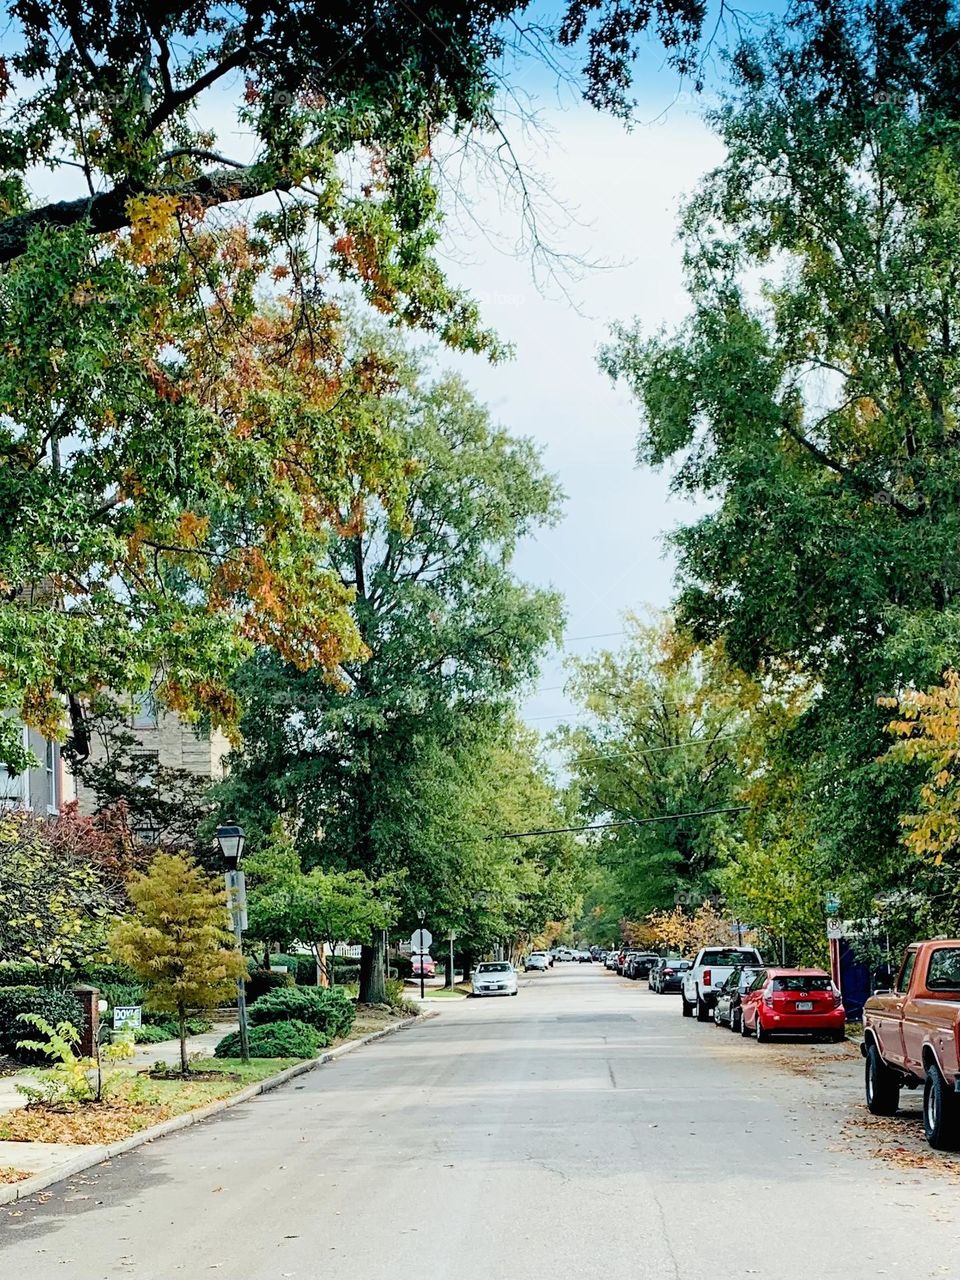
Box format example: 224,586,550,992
296,954,319,985
132,1023,173,1045
391,955,413,979
214,1019,322,1059
0,987,84,1063
0,961,52,988
248,986,355,1039
246,967,295,1004
132,1015,212,1044
334,964,360,985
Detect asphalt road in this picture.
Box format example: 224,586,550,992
1,964,958,1280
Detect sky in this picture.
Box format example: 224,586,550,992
435,94,725,734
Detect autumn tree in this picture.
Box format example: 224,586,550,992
111,853,246,1073
216,336,564,1001
0,808,121,972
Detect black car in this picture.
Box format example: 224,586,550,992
712,965,762,1031
650,958,690,993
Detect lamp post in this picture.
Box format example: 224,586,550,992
418,909,426,1002
216,824,249,1064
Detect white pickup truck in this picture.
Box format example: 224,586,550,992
681,946,764,1022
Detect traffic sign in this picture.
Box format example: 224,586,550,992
410,928,432,953
827,919,843,940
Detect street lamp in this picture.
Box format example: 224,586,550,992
215,824,249,1063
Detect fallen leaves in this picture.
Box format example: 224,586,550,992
0,1102,171,1145
0,1166,29,1184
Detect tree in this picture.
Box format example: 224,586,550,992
245,826,393,986
560,616,746,919
0,1,709,259
217,338,564,1000
0,808,120,971
111,852,246,1072
880,672,960,869
601,11,960,931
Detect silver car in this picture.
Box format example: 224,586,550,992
472,961,519,996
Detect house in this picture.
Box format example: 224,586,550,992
0,723,74,814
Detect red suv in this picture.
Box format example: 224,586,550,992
739,968,846,1042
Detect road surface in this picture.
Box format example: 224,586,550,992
1,964,957,1279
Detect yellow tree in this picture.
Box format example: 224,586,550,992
881,672,960,866
111,853,246,1073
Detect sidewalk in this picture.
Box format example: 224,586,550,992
0,1022,237,1119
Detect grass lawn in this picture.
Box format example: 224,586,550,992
0,1059,301,1146
422,988,467,1000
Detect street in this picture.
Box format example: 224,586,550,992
1,965,957,1280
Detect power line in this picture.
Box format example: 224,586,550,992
568,734,741,766
492,805,750,840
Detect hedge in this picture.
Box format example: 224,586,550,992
246,968,295,1004
248,986,355,1039
0,961,52,988
214,1019,322,1059
0,986,84,1063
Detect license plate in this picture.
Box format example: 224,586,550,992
796,1001,813,1011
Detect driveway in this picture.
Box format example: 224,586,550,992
0,965,957,1278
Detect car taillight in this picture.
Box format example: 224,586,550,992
665,968,674,976
831,983,842,1008
763,986,774,1007
702,969,712,986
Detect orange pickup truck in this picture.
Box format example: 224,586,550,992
862,940,960,1149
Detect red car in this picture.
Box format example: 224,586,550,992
411,954,435,979
739,968,846,1042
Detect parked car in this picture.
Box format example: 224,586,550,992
615,949,630,975
577,949,592,963
472,961,519,997
739,969,845,1042
681,946,764,1021
523,952,549,972
555,948,575,962
713,965,762,1031
604,951,618,970
633,953,660,979
412,954,435,979
650,958,690,993
862,940,960,1150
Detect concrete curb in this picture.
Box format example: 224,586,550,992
0,1011,436,1207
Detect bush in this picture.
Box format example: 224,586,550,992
132,1023,172,1045
132,1015,212,1044
246,967,295,1004
391,955,413,980
334,964,360,985
0,987,84,1063
0,961,52,988
214,1019,322,1059
248,986,355,1039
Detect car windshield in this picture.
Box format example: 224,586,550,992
702,949,762,966
477,963,511,973
773,976,832,992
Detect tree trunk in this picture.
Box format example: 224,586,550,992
178,1004,188,1075
359,927,386,1004
462,950,474,984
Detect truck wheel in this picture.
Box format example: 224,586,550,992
923,1062,960,1150
696,993,712,1022
865,1043,900,1116
681,994,693,1017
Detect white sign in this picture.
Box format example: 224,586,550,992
410,928,432,953
113,1005,142,1030
827,919,844,940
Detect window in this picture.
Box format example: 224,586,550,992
748,971,769,992
0,724,28,808
896,950,917,994
44,738,58,813
701,949,763,967
131,691,159,730
926,948,960,992
477,963,511,973
132,751,160,790
773,976,832,993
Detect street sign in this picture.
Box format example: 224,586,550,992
827,919,843,940
825,892,840,916
113,1005,142,1031
225,870,248,931
410,928,432,953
